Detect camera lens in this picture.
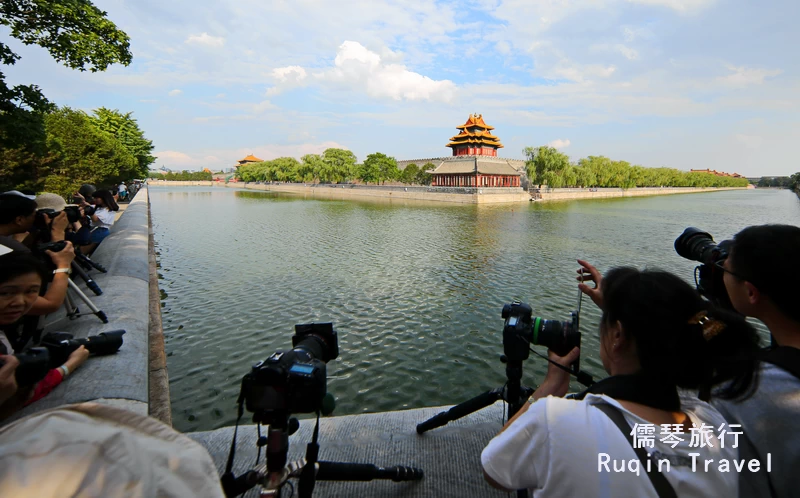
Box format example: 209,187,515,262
674,227,718,264
532,317,577,357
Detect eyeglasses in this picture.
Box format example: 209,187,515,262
713,259,748,281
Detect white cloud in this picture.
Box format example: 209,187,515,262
617,45,639,60
269,41,456,103
168,89,183,97
272,66,308,82
547,139,571,149
719,65,782,88
215,93,226,99
626,0,716,13
549,61,616,82
495,41,511,55
185,33,226,48
153,150,196,167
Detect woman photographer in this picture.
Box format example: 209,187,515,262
0,249,88,419
75,189,118,252
481,260,761,497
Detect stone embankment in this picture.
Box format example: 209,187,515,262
148,180,744,204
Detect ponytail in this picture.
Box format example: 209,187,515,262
601,267,761,401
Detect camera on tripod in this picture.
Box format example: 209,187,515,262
674,227,733,309
223,323,423,498
502,300,581,372
242,322,339,421
0,330,125,387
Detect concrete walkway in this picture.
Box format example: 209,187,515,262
190,401,511,498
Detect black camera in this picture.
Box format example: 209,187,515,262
502,301,581,369
674,227,734,309
36,240,68,253
242,323,338,422
40,330,126,367
0,347,51,387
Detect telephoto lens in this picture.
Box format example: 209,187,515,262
674,227,721,264
530,317,580,357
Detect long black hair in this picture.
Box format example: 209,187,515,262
601,267,761,401
92,189,119,212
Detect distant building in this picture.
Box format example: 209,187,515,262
236,154,264,168
690,169,744,178
398,114,524,188
148,166,171,176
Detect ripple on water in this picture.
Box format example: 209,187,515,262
151,187,800,432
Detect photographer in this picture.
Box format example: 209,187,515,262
481,262,761,497
0,248,88,419
710,224,800,498
74,189,118,252
0,192,70,247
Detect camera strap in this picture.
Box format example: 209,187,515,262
594,403,677,498
572,374,681,412
761,346,800,381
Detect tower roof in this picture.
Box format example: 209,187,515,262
447,114,504,150
455,113,494,131
238,154,264,163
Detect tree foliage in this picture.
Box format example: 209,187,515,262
236,148,360,184
359,152,398,185
150,170,212,181
0,0,134,195
790,173,800,192
41,107,137,197
524,146,749,188
92,107,155,177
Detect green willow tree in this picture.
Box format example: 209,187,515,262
0,0,132,192
524,146,749,189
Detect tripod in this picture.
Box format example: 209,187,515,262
64,278,108,323
222,402,423,498
416,356,533,434
70,260,103,295
74,247,108,274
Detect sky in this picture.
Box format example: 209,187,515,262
3,0,798,176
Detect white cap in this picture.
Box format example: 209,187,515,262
2,190,36,200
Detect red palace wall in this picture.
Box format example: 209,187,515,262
452,147,498,157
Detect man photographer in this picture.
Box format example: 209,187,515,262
712,224,800,498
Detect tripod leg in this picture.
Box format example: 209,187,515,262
315,462,423,482
64,290,80,319
66,279,109,323
416,388,504,434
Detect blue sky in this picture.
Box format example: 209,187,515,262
3,0,798,175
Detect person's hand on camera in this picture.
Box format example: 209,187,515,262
0,356,19,405
539,347,581,398
577,259,604,310
63,346,89,374
46,241,75,269
49,211,69,241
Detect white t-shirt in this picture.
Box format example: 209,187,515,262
481,394,740,497
93,207,116,229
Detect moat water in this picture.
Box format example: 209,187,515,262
149,187,800,432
